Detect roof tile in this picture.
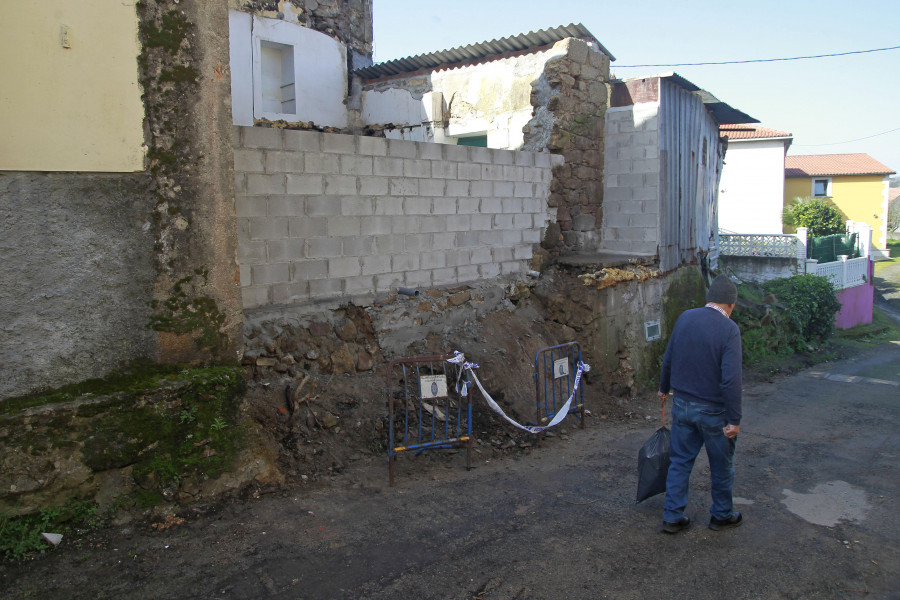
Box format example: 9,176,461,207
785,153,895,177
720,124,792,140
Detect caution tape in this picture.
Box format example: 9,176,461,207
447,351,589,434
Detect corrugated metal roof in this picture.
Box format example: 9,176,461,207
354,23,613,80
785,153,895,177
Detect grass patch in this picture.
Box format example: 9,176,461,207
873,239,899,275
0,499,102,561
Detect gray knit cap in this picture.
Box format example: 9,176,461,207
706,274,737,304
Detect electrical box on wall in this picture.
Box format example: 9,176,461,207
644,320,661,342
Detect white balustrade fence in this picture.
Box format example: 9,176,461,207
812,256,869,290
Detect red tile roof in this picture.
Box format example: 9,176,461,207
720,124,792,140
785,153,895,177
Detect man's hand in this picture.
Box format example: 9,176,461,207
657,391,668,404
723,424,740,439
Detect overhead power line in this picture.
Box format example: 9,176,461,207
793,127,900,147
615,44,900,68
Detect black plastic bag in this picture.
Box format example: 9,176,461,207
636,426,671,502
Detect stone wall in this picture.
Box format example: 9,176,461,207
233,127,560,309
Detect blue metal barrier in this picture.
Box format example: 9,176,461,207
534,342,585,429
386,354,472,485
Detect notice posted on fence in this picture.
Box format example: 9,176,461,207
553,358,570,379
419,374,448,399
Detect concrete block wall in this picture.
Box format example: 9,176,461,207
233,127,555,308
601,104,661,255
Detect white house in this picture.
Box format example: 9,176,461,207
718,124,793,234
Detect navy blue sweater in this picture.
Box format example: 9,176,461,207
659,306,743,425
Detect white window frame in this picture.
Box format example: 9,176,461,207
812,177,832,198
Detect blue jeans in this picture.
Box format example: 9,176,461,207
663,396,737,522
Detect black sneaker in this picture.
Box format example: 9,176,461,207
709,512,743,531
661,516,690,534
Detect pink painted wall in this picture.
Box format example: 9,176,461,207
834,259,874,329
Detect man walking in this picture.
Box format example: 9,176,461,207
657,274,743,533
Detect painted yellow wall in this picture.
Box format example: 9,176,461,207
0,1,145,172
785,175,888,248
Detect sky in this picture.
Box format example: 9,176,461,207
372,0,900,176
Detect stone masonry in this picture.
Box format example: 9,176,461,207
233,127,560,309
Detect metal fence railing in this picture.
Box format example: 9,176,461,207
534,342,586,430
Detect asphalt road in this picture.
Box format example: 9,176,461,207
4,341,898,600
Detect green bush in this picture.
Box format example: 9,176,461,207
783,197,846,238
763,274,841,343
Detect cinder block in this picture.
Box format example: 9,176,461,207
341,196,373,216
522,197,544,213
604,213,631,228
404,233,430,254
534,153,551,168
445,180,469,197
375,234,405,255
323,133,356,154
373,157,404,177
501,260,524,275
361,216,392,236
289,215,326,236
481,164,504,181
499,198,523,214
345,274,377,295
391,216,420,235
618,173,644,188
340,155,374,176
403,159,432,178
513,244,532,260
470,180,493,198
444,249,471,267
419,251,447,270
418,178,445,197
268,196,304,217
237,240,266,264
329,256,362,278
522,229,541,244
457,265,479,282
417,142,443,160
358,135,388,156
431,161,458,179
404,196,432,215
375,197,404,216
305,153,340,174
243,127,282,149
305,196,341,216
493,214,514,229
443,144,469,162
492,247,514,262
265,150,305,173
432,267,458,286
271,281,309,304
361,255,392,275
458,163,482,180
514,182,533,198
502,229,523,245
470,147,492,164
432,232,457,250
493,181,514,197
247,174,285,195
493,149,514,166
444,215,470,232
286,174,325,195
267,238,305,262
249,217,289,240
342,236,375,256
284,129,322,152
390,178,419,197
604,186,633,202
458,197,479,214
513,214,532,229
432,198,457,215
306,237,342,258
233,149,264,172
235,195,267,217
479,263,500,279
420,216,448,234
605,158,632,175
387,139,417,159
327,216,362,237
325,175,358,195
359,176,389,195
470,215,492,230
251,262,290,285
480,230,503,245
241,286,270,309
456,231,480,247
404,269,433,287
308,278,343,298
481,198,502,214
631,212,658,228
239,266,251,287
293,259,328,281
392,253,422,273
470,247,492,264
234,172,246,194
375,273,402,293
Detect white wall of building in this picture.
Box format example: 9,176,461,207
228,11,348,128
718,139,788,234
